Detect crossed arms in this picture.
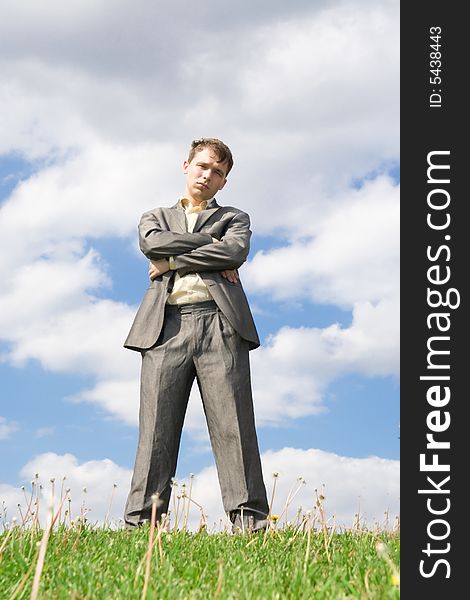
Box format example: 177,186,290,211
139,209,252,283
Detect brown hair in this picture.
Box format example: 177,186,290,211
188,138,234,175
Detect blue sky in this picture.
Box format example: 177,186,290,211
0,0,399,529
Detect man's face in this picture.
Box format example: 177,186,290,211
183,147,228,203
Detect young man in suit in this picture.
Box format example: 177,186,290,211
124,138,269,532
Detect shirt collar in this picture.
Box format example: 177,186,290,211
179,197,209,213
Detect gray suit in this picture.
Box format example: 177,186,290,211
124,199,260,352
124,198,269,529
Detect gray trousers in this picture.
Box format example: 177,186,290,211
124,300,269,527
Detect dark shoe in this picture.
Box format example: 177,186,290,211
124,517,150,530
230,509,268,533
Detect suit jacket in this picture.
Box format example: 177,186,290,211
124,198,260,352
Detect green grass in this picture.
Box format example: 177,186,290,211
0,525,399,599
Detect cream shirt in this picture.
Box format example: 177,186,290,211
166,198,214,305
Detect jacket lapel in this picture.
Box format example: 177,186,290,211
169,201,187,233
193,199,221,232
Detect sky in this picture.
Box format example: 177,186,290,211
0,0,399,531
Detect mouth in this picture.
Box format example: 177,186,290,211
196,182,208,189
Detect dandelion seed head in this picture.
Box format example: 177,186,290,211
376,542,387,556
151,493,163,508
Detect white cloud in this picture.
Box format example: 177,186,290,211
71,377,140,425
17,452,131,527
0,416,18,440
0,0,399,438
0,142,178,269
0,249,107,341
0,447,399,531
6,300,136,377
249,295,399,426
188,447,399,531
73,288,398,431
0,173,399,432
127,284,398,434
0,173,399,434
0,0,398,192
244,176,399,308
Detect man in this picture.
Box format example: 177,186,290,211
123,138,269,532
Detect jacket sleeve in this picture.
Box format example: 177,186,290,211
139,210,213,259
172,211,251,275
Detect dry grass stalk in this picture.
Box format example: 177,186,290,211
276,477,306,526
156,519,164,564
303,520,312,574
26,484,69,600
141,494,159,600
213,560,224,599
0,519,17,559
57,477,67,528
315,488,331,563
182,474,194,532
104,484,117,528
30,496,54,600
260,472,277,543
21,484,35,527
8,553,37,600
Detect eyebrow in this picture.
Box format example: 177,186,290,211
197,161,225,176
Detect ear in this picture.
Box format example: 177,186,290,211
218,177,228,191
183,159,190,174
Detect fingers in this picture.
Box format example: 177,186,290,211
148,258,170,280
149,261,157,280
220,269,239,283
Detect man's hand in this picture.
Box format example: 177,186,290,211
220,269,239,284
149,258,170,280
212,238,239,283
